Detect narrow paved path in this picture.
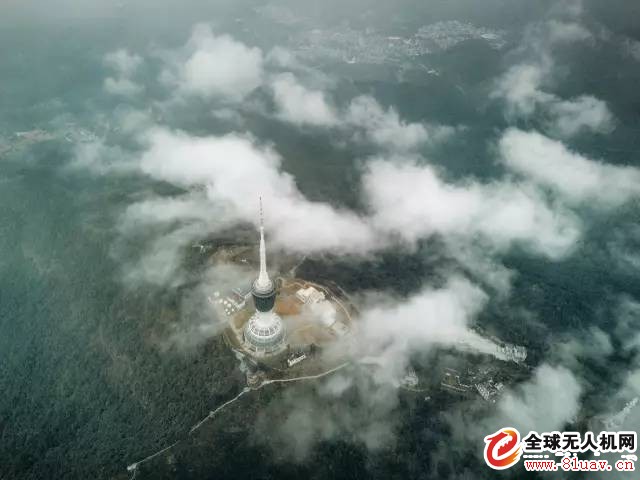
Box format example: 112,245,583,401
126,362,350,475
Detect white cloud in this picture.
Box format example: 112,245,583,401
256,276,508,460
550,0,584,19
445,242,516,295
590,298,640,438
346,96,453,151
81,15,640,468
555,327,613,371
115,125,584,291
255,365,400,461
268,77,451,149
103,48,144,97
104,77,143,97
492,18,613,137
121,222,204,287
607,225,640,274
546,20,592,44
77,121,587,296
270,73,339,127
120,195,217,230
494,64,613,136
546,95,614,137
115,108,154,134
159,263,254,350
362,158,580,258
169,23,264,101
69,140,135,174
499,128,640,207
151,27,454,150
495,364,582,433
265,46,301,69
104,48,142,77
624,38,640,62
356,277,502,370
137,127,376,255
614,297,640,353
493,63,553,117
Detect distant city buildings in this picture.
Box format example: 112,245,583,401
0,125,100,159
284,20,506,66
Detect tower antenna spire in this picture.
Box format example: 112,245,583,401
259,196,264,229
255,196,272,292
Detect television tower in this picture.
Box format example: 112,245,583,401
243,198,286,355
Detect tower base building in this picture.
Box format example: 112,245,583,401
243,310,286,355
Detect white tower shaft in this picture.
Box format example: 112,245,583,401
254,197,272,292
256,225,271,290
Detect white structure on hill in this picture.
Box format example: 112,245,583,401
243,199,286,356
296,286,325,304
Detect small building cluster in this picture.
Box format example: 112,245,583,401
475,380,505,403
295,285,349,337
400,368,419,389
212,289,248,317
295,286,325,304
496,343,527,363
441,368,472,395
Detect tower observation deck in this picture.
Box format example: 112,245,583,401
243,200,286,355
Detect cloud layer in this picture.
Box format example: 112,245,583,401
72,11,640,471
103,48,144,97
492,17,614,137
363,158,579,257
500,128,640,207
163,24,264,101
